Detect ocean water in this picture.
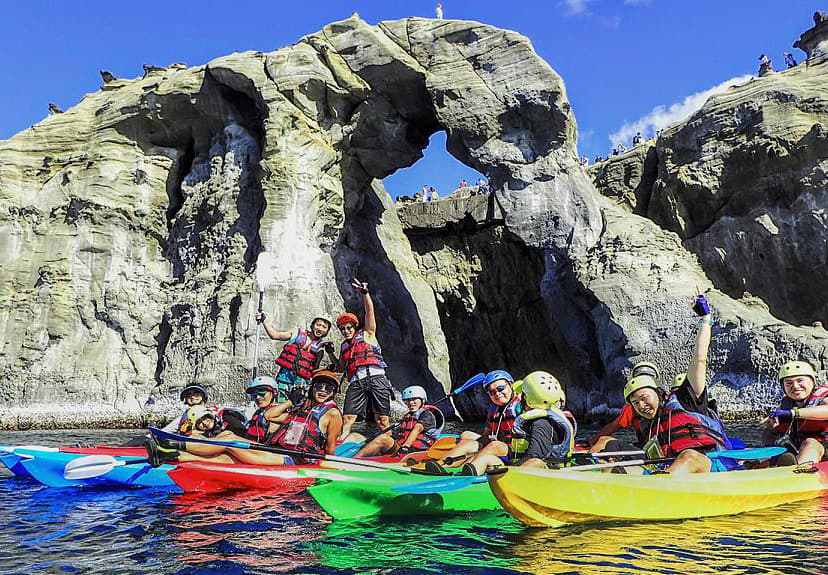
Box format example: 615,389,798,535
1,427,826,575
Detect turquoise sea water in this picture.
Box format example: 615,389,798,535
2,427,827,575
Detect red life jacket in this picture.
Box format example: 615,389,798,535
245,405,277,443
632,401,727,456
393,405,445,450
268,400,339,462
774,386,828,443
275,328,324,380
482,393,523,444
340,331,387,378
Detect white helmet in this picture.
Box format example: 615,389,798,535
401,385,428,402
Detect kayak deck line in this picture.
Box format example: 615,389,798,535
488,461,828,527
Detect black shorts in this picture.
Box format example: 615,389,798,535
343,374,393,418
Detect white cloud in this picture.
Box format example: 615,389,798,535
561,0,597,15
608,74,753,147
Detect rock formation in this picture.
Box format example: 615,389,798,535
1,15,827,428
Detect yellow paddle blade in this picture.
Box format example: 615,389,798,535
427,436,458,458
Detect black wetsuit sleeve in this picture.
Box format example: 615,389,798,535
519,419,563,462
673,379,711,417
416,411,437,432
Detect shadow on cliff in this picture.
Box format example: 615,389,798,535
111,69,267,390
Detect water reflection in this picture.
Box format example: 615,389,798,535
510,497,828,575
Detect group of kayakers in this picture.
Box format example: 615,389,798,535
146,282,827,477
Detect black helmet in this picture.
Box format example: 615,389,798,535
180,384,208,401
310,317,332,329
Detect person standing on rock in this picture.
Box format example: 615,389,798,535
435,2,443,19
255,312,336,402
334,278,395,440
784,52,798,68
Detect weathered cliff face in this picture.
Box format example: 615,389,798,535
2,15,827,427
591,21,828,330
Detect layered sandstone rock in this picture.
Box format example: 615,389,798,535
1,15,826,427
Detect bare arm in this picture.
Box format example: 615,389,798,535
351,278,377,334
687,290,713,399
262,322,295,341
264,401,293,423
401,423,425,448
323,409,344,454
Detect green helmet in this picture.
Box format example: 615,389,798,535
778,361,817,384
671,373,687,389
521,371,565,409
632,361,660,380
623,374,660,402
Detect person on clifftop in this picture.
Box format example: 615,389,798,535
255,312,336,402
146,371,343,466
760,359,828,466
423,370,522,474
334,278,395,440
352,385,444,457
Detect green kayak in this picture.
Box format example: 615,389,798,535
300,468,501,520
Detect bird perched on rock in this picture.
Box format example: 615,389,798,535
99,70,117,84
48,103,63,114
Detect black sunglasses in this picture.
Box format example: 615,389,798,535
312,382,337,392
249,390,271,398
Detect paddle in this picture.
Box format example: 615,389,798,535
252,290,264,379
392,446,788,494
148,427,440,475
337,373,486,457
64,455,154,480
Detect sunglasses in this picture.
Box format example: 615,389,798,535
249,390,271,398
313,382,337,393
486,384,509,396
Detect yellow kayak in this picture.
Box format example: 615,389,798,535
488,462,828,527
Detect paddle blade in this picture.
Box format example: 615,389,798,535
335,442,362,457
426,436,458,459
392,475,486,494
454,373,486,394
708,446,785,461
64,455,122,480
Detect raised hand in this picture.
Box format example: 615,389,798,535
255,311,267,324
691,285,711,317
351,278,369,294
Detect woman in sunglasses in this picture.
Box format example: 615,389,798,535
424,370,522,474
146,371,343,467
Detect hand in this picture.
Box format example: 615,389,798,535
351,277,369,294
255,311,266,324
692,294,711,317
323,341,335,354
770,409,793,420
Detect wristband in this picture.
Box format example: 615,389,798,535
699,318,714,326
793,407,800,419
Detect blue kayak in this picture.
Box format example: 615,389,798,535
17,449,180,491
0,445,59,478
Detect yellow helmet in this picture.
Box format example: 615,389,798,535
185,405,209,428
778,360,817,384
623,374,660,402
512,379,523,396
521,371,565,409
671,373,687,389
632,361,660,380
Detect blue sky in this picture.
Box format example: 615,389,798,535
0,1,819,198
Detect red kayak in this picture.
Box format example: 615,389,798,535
168,453,411,494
